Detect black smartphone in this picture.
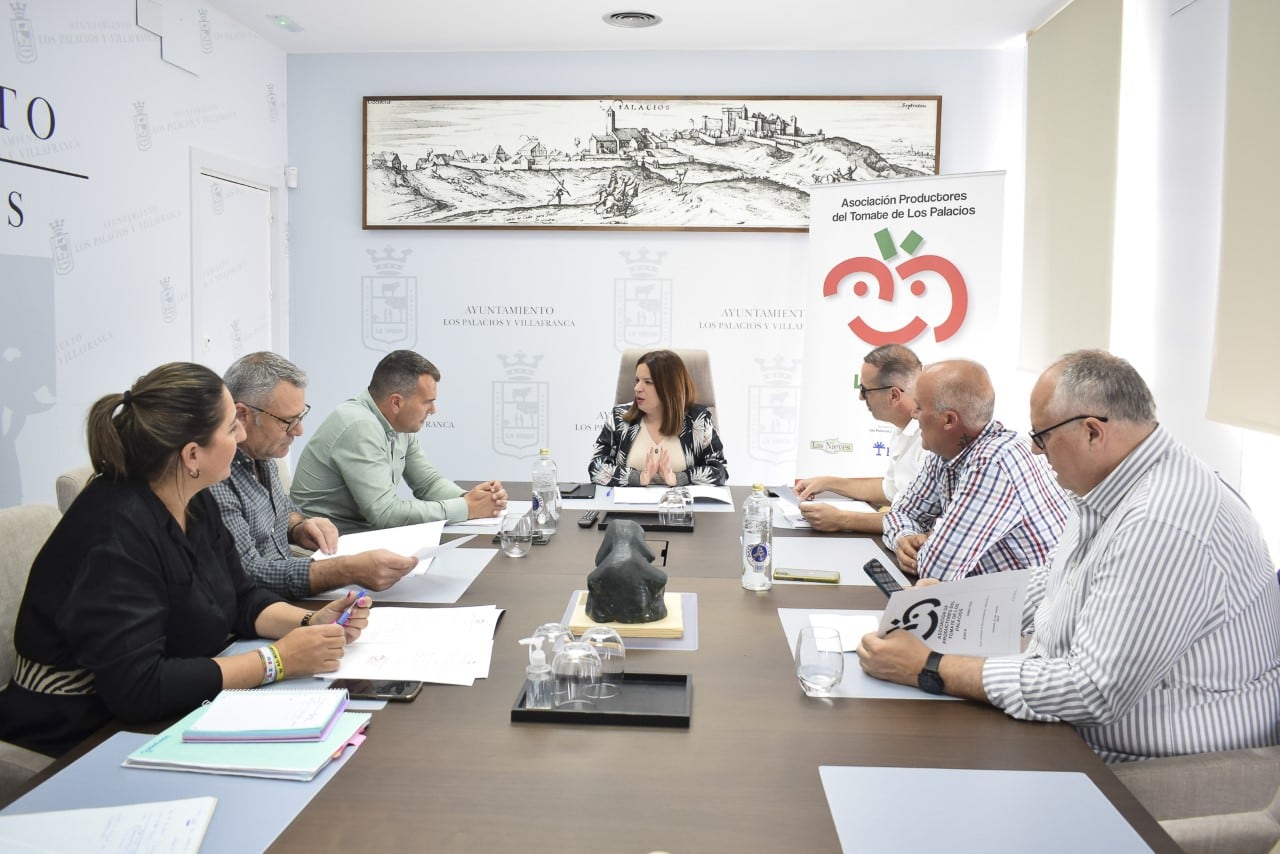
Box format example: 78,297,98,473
558,481,583,495
330,678,423,702
862,559,905,596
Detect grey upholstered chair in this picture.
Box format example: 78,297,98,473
0,503,61,806
54,464,94,513
614,348,717,427
1111,745,1280,854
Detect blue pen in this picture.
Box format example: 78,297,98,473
337,589,367,626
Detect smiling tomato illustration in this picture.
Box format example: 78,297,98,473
822,228,969,346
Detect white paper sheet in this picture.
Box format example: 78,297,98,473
612,484,733,505
878,571,1028,656
771,537,908,588
0,796,215,854
328,606,503,685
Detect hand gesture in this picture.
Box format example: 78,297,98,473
350,549,418,591
465,481,505,518
794,477,832,501
894,532,929,576
799,501,847,532
291,516,339,554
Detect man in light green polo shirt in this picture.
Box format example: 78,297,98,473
290,350,507,534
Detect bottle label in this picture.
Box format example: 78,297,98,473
747,543,769,564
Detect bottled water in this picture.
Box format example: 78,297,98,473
741,483,772,590
531,448,559,536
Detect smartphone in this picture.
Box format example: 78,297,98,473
862,559,905,596
558,482,583,495
330,678,423,702
773,567,841,583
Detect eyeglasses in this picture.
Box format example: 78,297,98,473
243,402,310,432
858,384,898,400
1029,414,1107,450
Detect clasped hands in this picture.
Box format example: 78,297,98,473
465,480,508,519
639,446,676,487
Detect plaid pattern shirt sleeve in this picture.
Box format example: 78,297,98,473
208,451,315,599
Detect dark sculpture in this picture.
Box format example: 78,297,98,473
586,519,668,623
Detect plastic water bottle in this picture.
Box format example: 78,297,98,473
531,448,559,536
741,483,772,590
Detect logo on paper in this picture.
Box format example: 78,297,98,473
361,247,417,351
10,2,35,63
133,101,152,152
747,355,799,464
885,598,942,640
49,220,73,275
808,437,855,455
198,8,214,54
823,227,969,346
159,276,177,324
492,352,548,458
614,248,671,350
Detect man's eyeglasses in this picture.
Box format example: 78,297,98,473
1029,414,1107,450
858,384,898,400
244,402,311,432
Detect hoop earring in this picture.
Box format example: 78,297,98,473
188,468,200,479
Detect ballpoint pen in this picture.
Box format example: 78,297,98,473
337,589,367,626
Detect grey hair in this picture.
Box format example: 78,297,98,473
864,344,922,391
1047,350,1157,424
928,359,995,427
224,351,308,406
369,350,441,400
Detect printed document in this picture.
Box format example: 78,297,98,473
877,571,1027,655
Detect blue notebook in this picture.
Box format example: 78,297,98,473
125,708,369,781
182,688,349,742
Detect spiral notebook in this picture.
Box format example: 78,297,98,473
182,688,349,743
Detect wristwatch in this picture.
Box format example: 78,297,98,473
917,651,945,694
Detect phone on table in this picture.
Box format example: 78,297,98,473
862,559,905,596
772,567,841,584
558,482,584,496
330,678,423,702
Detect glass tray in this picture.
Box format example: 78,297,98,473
510,673,691,727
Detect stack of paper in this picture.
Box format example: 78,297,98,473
327,605,503,686
124,708,370,782
612,485,733,505
0,797,216,854
182,688,349,742
312,520,475,577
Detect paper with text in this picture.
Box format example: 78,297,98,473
877,571,1027,655
0,796,215,854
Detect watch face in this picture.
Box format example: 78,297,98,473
918,669,945,695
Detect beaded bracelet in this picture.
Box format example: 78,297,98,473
267,644,285,681
300,610,316,627
257,647,277,685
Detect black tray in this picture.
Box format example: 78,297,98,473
510,672,691,727
599,511,694,533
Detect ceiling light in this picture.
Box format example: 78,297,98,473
265,14,303,33
604,11,662,29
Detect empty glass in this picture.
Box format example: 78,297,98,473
532,622,575,657
658,487,692,527
579,626,625,699
794,626,845,697
552,641,602,708
499,511,533,557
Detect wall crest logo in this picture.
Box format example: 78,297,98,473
361,247,417,351
266,83,279,123
160,276,177,323
210,183,224,215
614,248,671,350
10,2,35,64
198,8,214,54
133,101,152,152
747,355,800,464
49,220,73,275
492,352,548,459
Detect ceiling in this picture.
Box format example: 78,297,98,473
209,0,1071,54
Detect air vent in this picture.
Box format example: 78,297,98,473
604,11,663,29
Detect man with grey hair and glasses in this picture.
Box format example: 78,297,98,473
210,351,418,599
882,358,1070,580
858,350,1280,762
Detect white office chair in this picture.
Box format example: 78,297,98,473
614,348,718,427
54,465,94,514
0,503,61,806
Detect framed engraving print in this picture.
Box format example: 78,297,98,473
363,95,941,232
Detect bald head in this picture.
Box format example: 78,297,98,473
913,359,995,460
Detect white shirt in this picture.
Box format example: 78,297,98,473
882,419,924,502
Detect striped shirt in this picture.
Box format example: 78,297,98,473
983,426,1280,763
882,420,1071,581
209,449,314,599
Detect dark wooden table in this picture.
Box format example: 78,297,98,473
18,486,1180,852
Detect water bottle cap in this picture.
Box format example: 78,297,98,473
752,483,766,491
540,448,551,455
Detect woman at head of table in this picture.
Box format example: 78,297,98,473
0,362,371,758
588,349,729,487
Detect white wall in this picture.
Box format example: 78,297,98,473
286,49,1026,487
0,0,288,506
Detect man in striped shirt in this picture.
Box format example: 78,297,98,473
882,359,1071,581
859,350,1280,762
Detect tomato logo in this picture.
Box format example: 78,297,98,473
822,228,969,346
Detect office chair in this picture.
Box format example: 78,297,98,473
0,503,61,806
54,465,94,514
614,348,717,427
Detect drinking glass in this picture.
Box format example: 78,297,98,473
794,626,844,697
532,622,575,657
579,626,625,699
552,641,602,708
658,487,692,527
499,512,533,557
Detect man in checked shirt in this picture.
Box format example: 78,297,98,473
882,358,1071,581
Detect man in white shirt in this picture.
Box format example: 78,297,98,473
795,344,925,533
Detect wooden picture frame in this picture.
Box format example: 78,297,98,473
363,95,941,232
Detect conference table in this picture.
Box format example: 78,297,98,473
18,485,1178,852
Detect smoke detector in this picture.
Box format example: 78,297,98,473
604,11,663,29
